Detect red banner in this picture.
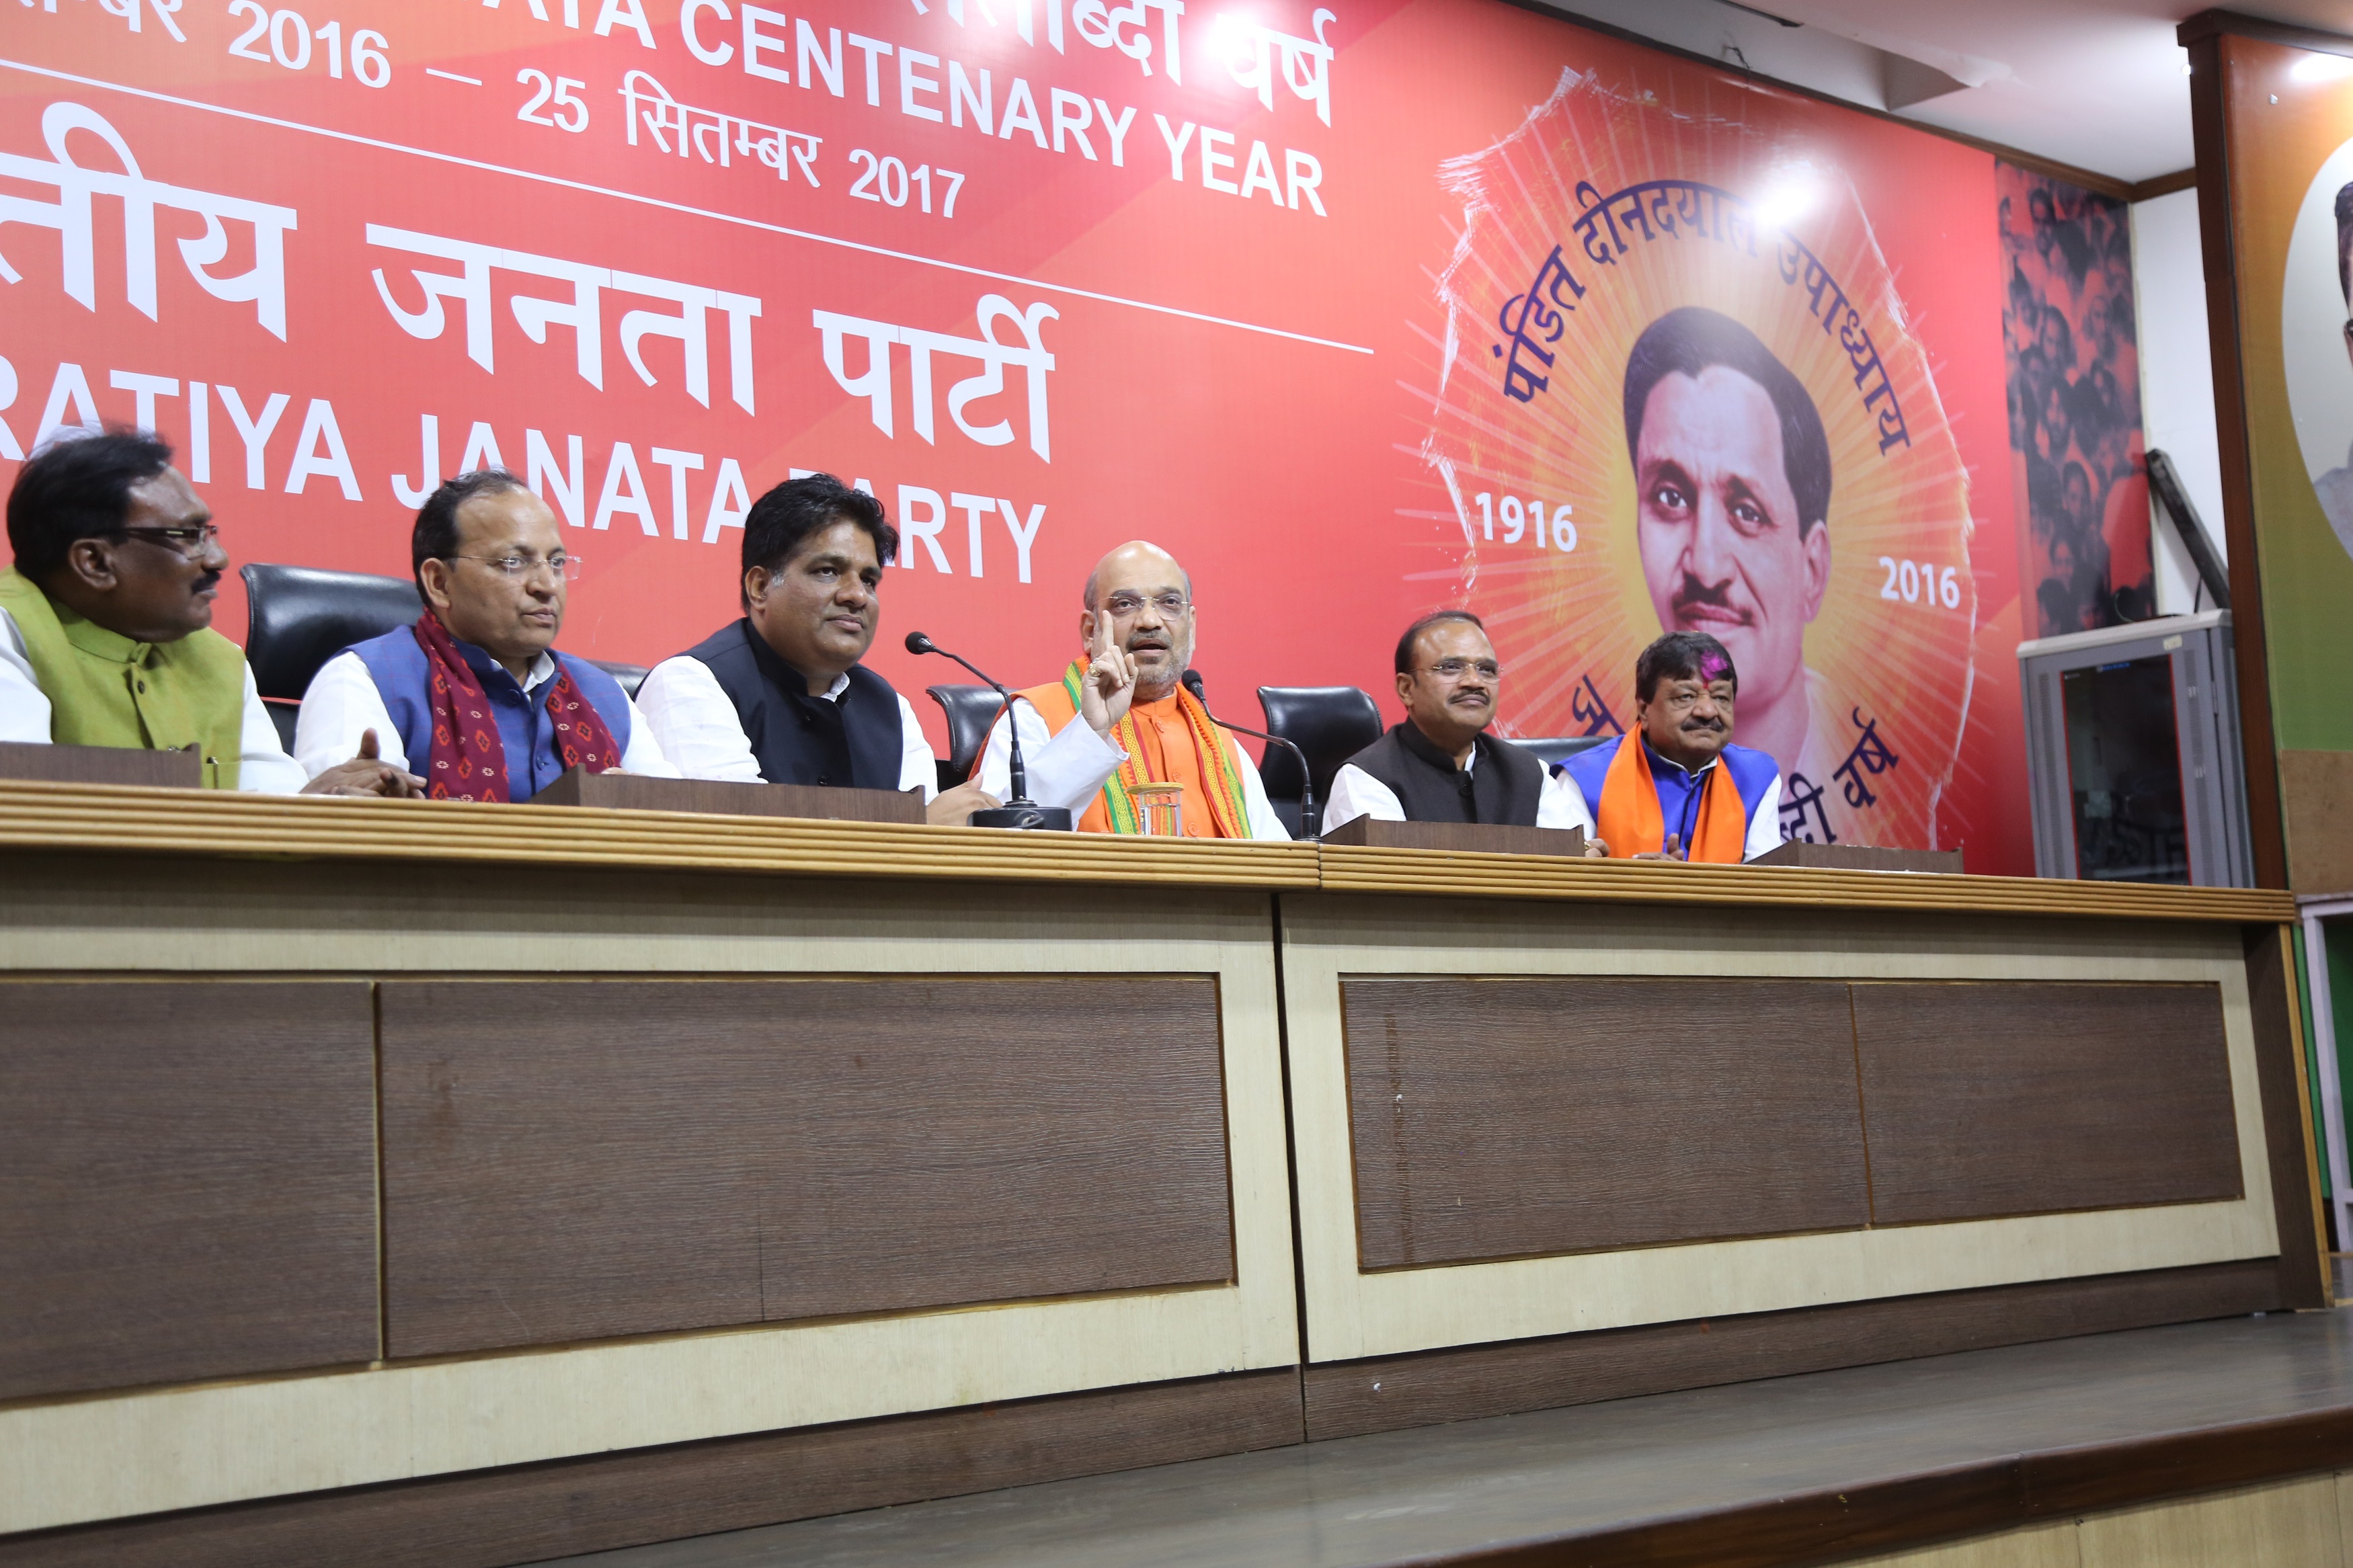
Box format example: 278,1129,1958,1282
0,0,2028,868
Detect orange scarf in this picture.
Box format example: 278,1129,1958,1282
1001,659,1252,837
1594,736,1749,863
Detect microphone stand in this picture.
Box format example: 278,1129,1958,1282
905,631,1074,830
1182,669,1319,839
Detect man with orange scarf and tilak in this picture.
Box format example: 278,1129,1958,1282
972,540,1289,839
1554,631,1785,863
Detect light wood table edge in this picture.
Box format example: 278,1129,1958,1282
1315,842,2296,923
0,782,2296,918
0,780,1318,889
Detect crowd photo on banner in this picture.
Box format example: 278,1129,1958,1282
1999,162,2156,636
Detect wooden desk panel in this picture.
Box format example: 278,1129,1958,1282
381,976,1236,1357
0,792,2318,1545
1855,982,2245,1226
0,852,1298,1538
1281,893,2286,1368
1342,977,1865,1268
0,743,200,790
0,981,378,1400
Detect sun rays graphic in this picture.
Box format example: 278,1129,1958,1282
1405,67,1980,851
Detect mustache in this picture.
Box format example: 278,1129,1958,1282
191,571,221,595
1680,715,1728,733
1669,575,1747,614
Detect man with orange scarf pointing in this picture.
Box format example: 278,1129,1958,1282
1555,632,1783,863
974,541,1289,839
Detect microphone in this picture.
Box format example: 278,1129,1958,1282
1182,669,1318,839
904,631,1073,831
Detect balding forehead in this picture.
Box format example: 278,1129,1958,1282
1083,543,1191,608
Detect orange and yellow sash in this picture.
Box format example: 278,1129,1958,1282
1594,735,1749,863
997,659,1252,837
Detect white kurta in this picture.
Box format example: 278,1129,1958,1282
294,649,677,781
975,697,1293,841
634,655,937,796
0,604,309,793
1323,751,1596,834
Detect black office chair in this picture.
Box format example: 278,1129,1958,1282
1509,735,1613,768
593,661,650,700
1254,686,1383,838
926,683,1006,794
242,563,424,750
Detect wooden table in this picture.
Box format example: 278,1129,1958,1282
0,783,2313,1568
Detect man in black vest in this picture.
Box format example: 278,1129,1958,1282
636,472,1000,826
1324,610,1604,851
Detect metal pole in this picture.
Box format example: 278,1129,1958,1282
2299,901,2353,1259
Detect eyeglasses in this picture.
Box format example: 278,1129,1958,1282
1421,659,1500,681
1103,591,1190,618
450,553,582,581
115,524,221,557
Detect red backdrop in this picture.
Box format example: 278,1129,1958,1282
0,0,2029,868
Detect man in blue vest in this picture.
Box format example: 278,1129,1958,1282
295,470,675,800
636,472,1000,826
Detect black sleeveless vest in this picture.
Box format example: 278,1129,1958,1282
1343,721,1545,826
682,620,906,790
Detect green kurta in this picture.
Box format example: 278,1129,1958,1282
0,567,247,789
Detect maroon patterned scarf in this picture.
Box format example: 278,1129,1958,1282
413,609,619,801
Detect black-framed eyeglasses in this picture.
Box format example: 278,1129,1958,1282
449,552,582,581
114,524,220,556
1103,591,1190,618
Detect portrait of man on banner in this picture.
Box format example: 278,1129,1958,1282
1418,66,1981,858
2281,149,2353,565
1623,305,1833,787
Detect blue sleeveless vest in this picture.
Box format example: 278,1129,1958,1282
344,628,633,803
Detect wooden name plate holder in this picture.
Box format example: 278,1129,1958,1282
534,768,926,824
0,739,202,789
1320,815,1589,857
1749,839,1962,874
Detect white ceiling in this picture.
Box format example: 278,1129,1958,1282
1540,0,2353,185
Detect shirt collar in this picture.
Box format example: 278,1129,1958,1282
455,638,557,695
813,670,850,703
1397,717,1482,774
1641,738,1718,780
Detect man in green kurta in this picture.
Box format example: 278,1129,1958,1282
0,429,417,794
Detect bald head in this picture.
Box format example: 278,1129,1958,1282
1082,540,1192,612
1079,540,1196,702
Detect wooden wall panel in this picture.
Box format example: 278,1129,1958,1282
1342,977,1866,1269
1854,983,2243,1227
0,981,378,1400
379,976,1235,1358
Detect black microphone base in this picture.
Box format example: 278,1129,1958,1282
969,803,1075,831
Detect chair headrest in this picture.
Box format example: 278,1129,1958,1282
241,563,422,701
1253,686,1383,798
588,659,649,700
926,684,1006,778
1507,735,1611,766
